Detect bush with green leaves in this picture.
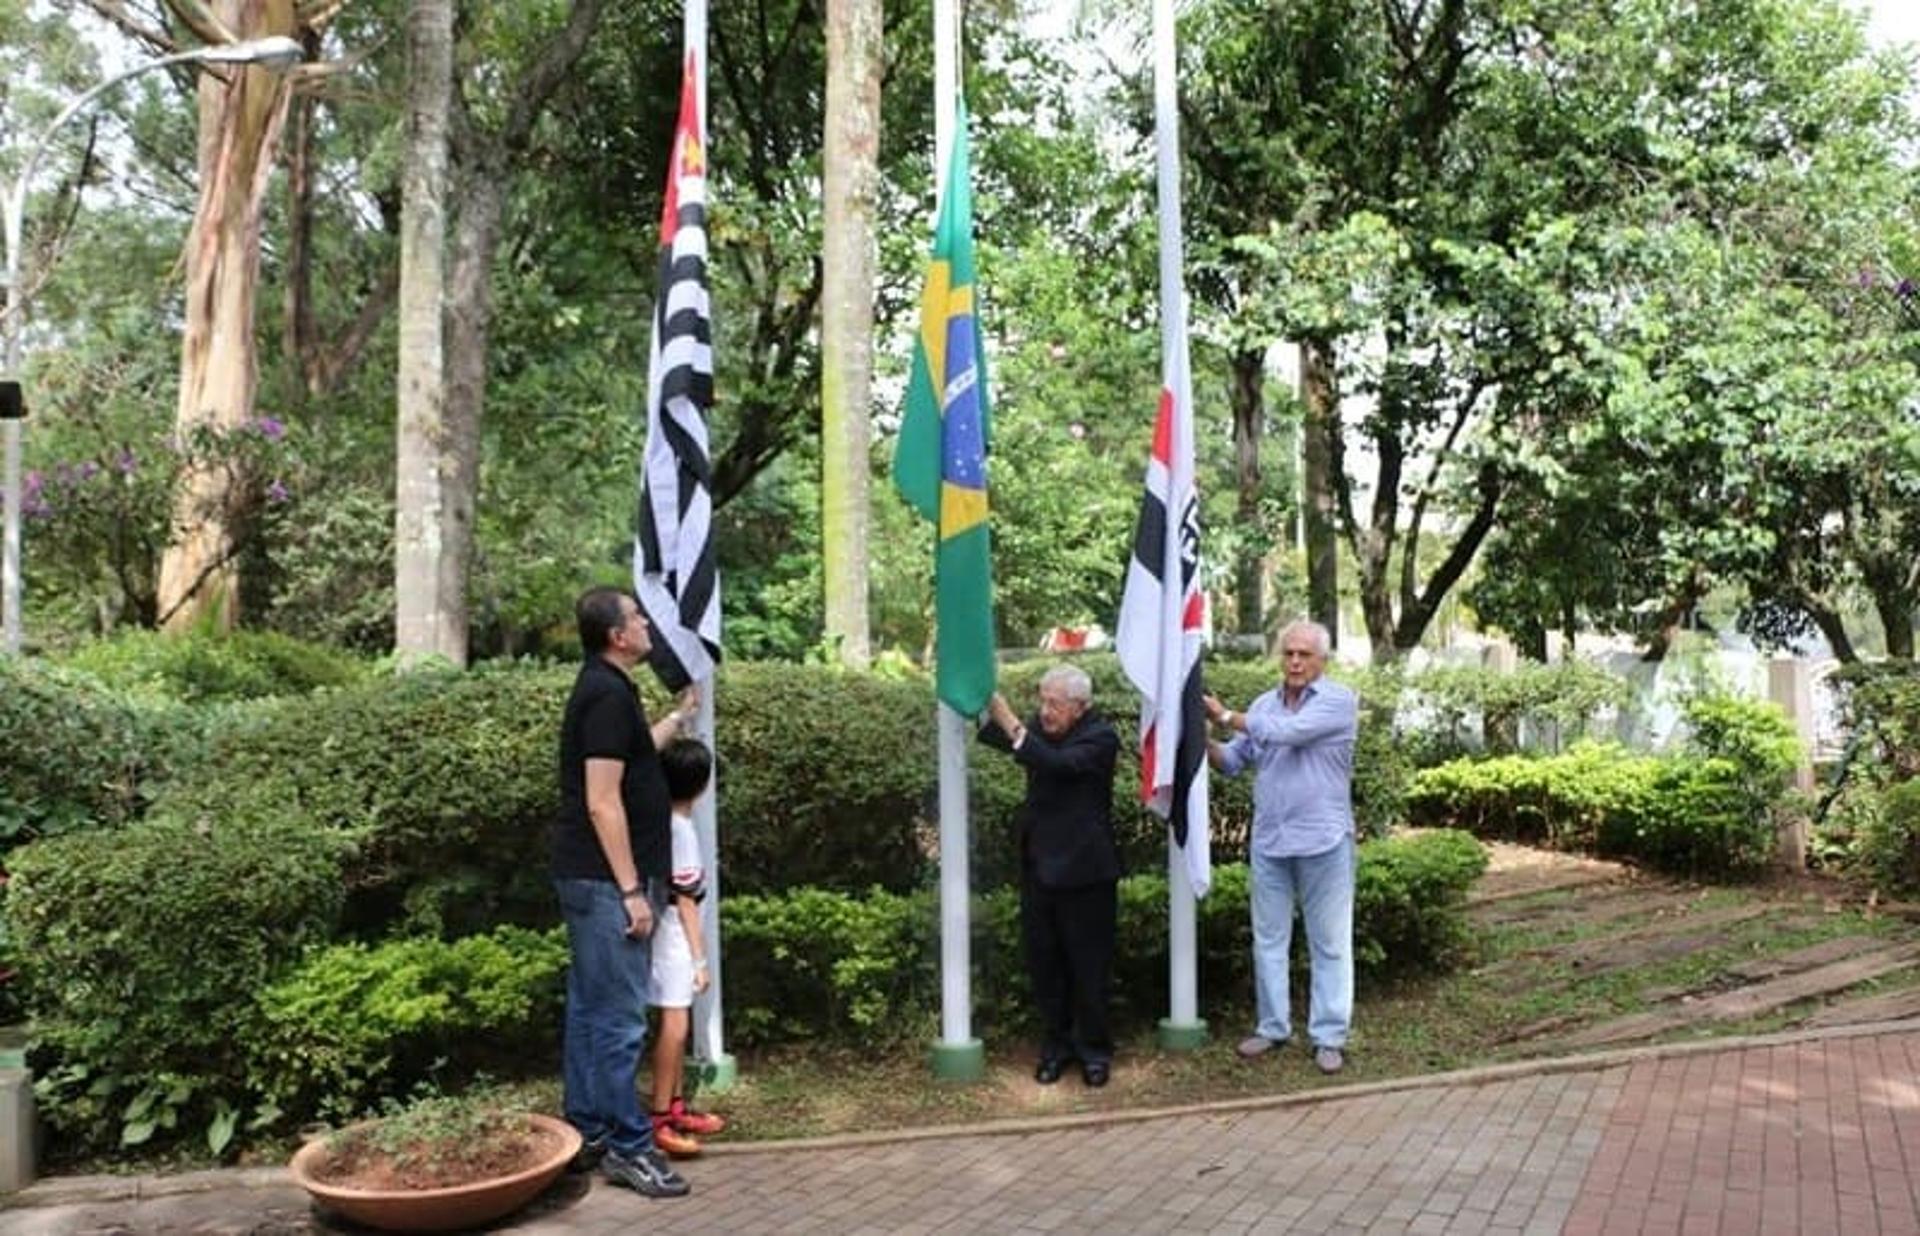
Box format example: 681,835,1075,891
5,814,348,1154
0,656,190,862
60,628,369,703
1833,661,1920,783
251,926,569,1120
148,662,575,936
1405,743,1659,850
722,829,1487,1049
1411,660,1633,757
1856,781,1920,895
1408,696,1795,878
1680,691,1801,785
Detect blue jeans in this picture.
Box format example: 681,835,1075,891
1249,836,1354,1048
556,877,659,1157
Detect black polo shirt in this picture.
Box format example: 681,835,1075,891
550,654,672,883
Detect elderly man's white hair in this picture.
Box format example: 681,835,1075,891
1277,619,1332,657
1039,664,1093,703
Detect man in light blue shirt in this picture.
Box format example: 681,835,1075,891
1206,619,1358,1075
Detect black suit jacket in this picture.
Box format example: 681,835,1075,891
979,710,1122,889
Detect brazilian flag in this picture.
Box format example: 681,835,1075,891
892,101,994,717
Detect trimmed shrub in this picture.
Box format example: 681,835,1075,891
60,629,369,704
1609,759,1777,878
0,657,189,860
1408,702,1791,880
6,815,348,1153
1405,743,1658,850
1858,780,1920,895
1681,692,1800,785
722,830,1488,1049
250,926,569,1120
710,662,942,896
148,662,576,935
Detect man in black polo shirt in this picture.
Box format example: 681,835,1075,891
553,586,698,1199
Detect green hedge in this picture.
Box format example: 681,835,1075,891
1856,780,1920,895
1405,693,1796,879
7,824,1483,1151
0,657,190,862
59,629,369,704
147,662,573,936
1404,743,1657,850
723,829,1488,1049
6,814,348,1153
131,655,1399,928
250,926,569,1121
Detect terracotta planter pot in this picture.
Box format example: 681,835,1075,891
289,1112,581,1233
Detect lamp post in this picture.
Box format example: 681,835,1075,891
1,34,304,655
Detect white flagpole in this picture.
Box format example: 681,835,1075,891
1153,0,1206,1049
928,0,982,1083
934,0,956,190
680,0,735,1093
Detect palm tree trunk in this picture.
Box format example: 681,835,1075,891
820,0,881,668
394,0,460,665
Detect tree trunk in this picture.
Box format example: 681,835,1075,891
416,0,605,665
436,164,502,667
819,0,881,668
1875,593,1915,661
394,0,459,666
1806,600,1858,664
155,0,298,631
281,49,315,411
1300,339,1339,648
1229,346,1264,636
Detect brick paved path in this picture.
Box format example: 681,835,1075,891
9,1025,1920,1235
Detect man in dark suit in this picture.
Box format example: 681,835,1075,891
979,665,1122,1087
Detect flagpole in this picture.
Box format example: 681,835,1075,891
927,0,982,1084
691,688,735,1089
933,0,956,190
1153,0,1207,1051
670,0,733,1094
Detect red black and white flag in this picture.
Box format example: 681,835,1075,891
634,47,720,690
1117,359,1211,897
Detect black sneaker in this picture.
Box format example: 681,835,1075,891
601,1147,690,1198
568,1136,607,1174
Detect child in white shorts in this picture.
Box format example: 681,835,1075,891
649,737,727,1156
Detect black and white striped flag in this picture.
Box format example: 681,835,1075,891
634,47,720,690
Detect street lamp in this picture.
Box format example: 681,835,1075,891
0,34,305,655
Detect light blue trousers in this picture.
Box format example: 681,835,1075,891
1249,836,1355,1048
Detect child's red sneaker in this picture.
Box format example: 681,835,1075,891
650,1113,702,1158
670,1098,728,1136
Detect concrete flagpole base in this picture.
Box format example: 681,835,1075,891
694,1053,738,1094
1157,1017,1210,1051
931,1038,985,1082
0,1029,35,1192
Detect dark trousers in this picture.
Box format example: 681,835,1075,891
1022,874,1117,1066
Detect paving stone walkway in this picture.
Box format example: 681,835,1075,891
8,1022,1920,1235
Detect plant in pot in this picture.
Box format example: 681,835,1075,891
289,1092,581,1233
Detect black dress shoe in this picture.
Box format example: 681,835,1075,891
1081,1061,1110,1088
1034,1058,1066,1084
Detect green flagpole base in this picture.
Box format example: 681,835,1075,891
693,1053,738,1094
930,1038,985,1082
1157,1017,1209,1051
